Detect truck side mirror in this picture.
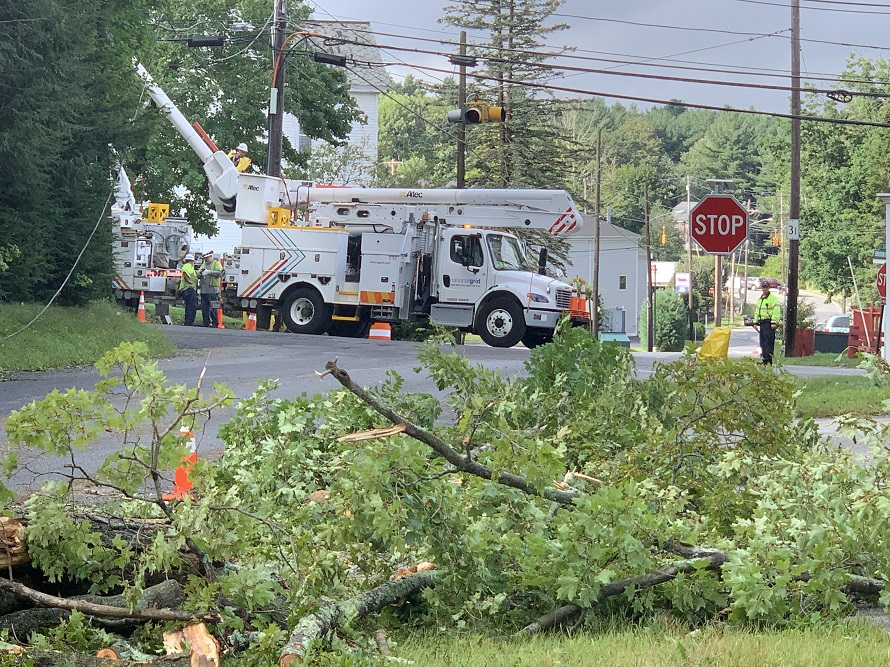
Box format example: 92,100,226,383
537,247,548,275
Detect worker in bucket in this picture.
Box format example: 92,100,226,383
227,143,251,173
178,254,199,326
197,250,223,328
750,278,782,365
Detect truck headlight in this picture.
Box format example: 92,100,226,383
527,293,549,303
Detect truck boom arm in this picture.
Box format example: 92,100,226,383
299,187,582,236
135,63,240,217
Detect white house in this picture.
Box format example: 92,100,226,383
565,217,648,336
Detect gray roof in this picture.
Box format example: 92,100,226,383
571,216,641,243
303,20,391,92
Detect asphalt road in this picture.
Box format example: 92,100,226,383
0,325,865,493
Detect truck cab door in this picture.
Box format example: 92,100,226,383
436,230,488,305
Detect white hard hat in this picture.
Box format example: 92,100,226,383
204,250,213,256
183,253,195,261
236,143,248,152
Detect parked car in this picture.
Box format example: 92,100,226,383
762,277,782,290
746,276,762,289
822,314,850,333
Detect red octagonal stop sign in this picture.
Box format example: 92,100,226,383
689,194,748,255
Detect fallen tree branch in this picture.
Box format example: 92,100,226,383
519,551,729,635
520,542,887,635
322,359,577,506
2,647,190,666
0,578,216,629
279,569,439,666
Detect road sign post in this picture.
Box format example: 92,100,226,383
689,195,749,255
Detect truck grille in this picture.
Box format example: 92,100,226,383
556,288,571,310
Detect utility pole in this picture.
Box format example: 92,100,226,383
266,0,287,177
710,180,727,327
456,30,467,189
591,128,602,337
687,175,694,340
785,0,802,355
645,184,654,351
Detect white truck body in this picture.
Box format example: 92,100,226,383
136,64,587,347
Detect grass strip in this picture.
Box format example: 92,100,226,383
794,374,890,418
397,624,890,667
0,301,175,372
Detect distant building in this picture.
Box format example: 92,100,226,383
565,217,648,336
287,20,391,183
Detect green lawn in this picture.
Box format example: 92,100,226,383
0,301,175,372
793,375,890,418
779,352,860,368
396,624,890,667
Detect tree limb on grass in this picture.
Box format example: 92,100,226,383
0,578,216,627
322,359,577,506
279,569,439,666
519,550,730,634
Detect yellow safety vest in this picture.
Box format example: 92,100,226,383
754,292,781,324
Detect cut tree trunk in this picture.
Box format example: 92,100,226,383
279,569,438,666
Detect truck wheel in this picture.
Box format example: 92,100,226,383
521,329,553,349
281,287,331,335
327,319,371,338
476,297,525,348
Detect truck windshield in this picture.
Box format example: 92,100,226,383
487,234,531,271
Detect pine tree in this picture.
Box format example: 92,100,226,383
440,0,571,189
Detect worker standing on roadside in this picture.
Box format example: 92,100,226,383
198,250,223,328
179,254,199,326
751,278,782,365
227,143,251,173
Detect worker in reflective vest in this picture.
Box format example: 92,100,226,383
751,279,782,365
198,251,224,328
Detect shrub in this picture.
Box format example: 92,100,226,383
639,290,689,351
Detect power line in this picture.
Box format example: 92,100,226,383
737,0,890,13
389,60,890,130
327,22,890,87
360,37,890,100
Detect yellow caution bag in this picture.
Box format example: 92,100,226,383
697,327,731,360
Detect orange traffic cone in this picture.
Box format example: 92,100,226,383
368,322,391,340
245,312,257,331
137,291,146,322
163,425,197,501
216,308,224,329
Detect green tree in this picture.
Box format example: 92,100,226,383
440,0,573,189
135,0,362,233
0,0,152,304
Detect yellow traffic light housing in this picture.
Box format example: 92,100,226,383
446,102,506,124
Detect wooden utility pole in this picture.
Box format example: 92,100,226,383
785,0,802,355
456,31,467,189
266,0,287,177
591,128,602,337
687,175,694,340
644,184,654,351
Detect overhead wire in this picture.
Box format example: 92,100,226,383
379,60,890,129
736,0,890,13
352,37,890,99
325,22,890,85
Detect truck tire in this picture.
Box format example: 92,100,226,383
475,297,525,348
327,319,372,338
280,287,332,335
521,328,553,349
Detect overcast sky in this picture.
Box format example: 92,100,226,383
304,0,890,115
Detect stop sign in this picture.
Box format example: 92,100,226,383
689,194,748,255
879,263,887,300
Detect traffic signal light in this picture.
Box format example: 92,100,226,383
446,103,506,124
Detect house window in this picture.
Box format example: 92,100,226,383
619,275,627,290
